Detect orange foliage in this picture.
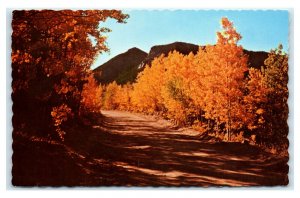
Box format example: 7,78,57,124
107,18,249,134
244,68,269,131
51,104,73,141
261,45,289,150
131,56,166,114
114,83,133,111
100,17,288,148
198,18,248,141
103,81,121,110
244,44,288,150
80,73,103,114
160,52,198,125
12,10,128,140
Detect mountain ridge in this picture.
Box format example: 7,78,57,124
93,42,269,85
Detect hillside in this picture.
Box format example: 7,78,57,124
140,42,200,67
93,42,269,84
93,47,147,84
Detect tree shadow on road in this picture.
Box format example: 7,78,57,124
12,111,289,187
66,112,288,186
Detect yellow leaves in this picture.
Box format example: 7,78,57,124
256,108,264,115
67,42,72,49
51,104,73,126
71,19,77,25
217,17,241,45
258,117,265,124
12,50,33,64
131,56,167,113
12,10,130,142
81,74,103,113
73,54,83,64
12,9,128,94
196,19,248,135
114,84,133,111
65,70,76,78
244,66,271,131
103,81,121,110
220,17,232,29
55,79,72,95
102,81,133,111
51,103,73,141
64,32,75,41
11,51,19,63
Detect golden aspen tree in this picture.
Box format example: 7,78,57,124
103,81,120,110
12,10,128,140
201,18,248,141
114,83,133,111
244,68,269,143
131,55,166,114
161,51,197,125
80,73,103,114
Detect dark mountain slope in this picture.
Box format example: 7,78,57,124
245,50,269,69
93,47,147,84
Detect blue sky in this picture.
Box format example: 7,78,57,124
91,10,289,69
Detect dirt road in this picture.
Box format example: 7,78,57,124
12,110,289,187
89,110,288,187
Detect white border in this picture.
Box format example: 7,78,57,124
1,0,299,197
